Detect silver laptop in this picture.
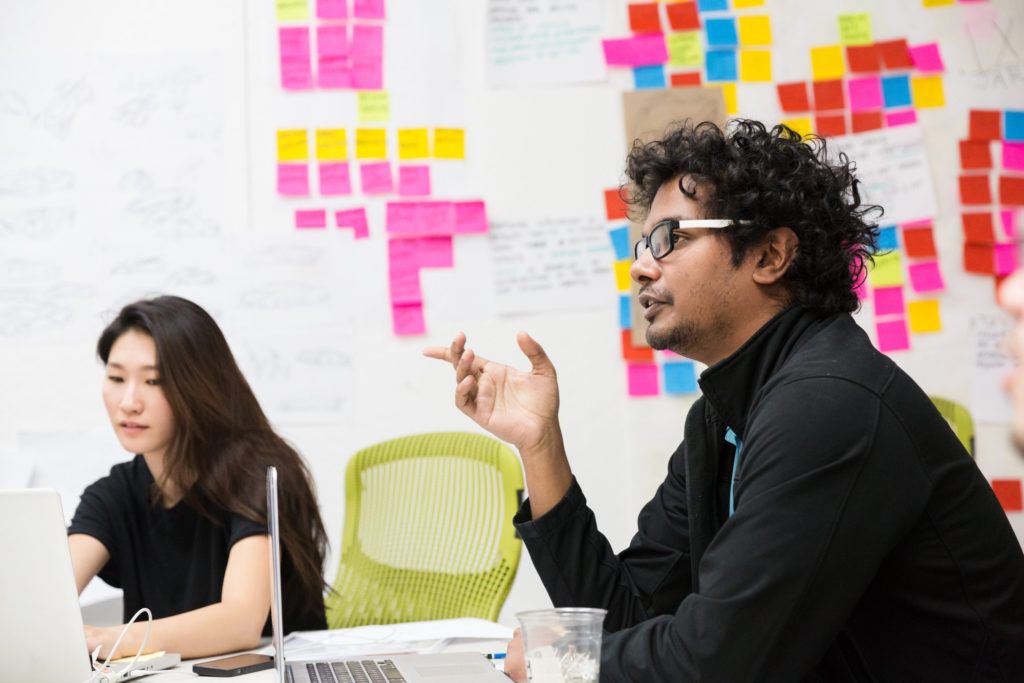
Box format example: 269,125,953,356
266,466,509,683
0,488,179,682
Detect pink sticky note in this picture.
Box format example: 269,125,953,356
417,236,454,268
295,209,327,229
319,163,351,196
902,218,933,229
876,319,910,352
352,59,383,90
1001,209,1019,240
398,165,431,196
874,286,905,316
279,27,313,90
885,110,917,127
353,0,385,19
277,164,310,196
360,161,393,194
908,261,945,292
392,303,425,336
388,239,423,304
627,363,660,397
602,34,668,67
317,25,351,88
909,43,945,72
386,201,456,235
1002,142,1024,171
454,201,488,234
335,207,369,238
996,243,1019,275
317,0,347,19
351,25,383,59
848,76,883,112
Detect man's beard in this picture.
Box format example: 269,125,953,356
646,320,700,355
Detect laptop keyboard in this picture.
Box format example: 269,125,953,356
302,659,405,683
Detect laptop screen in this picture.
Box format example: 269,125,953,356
266,466,287,683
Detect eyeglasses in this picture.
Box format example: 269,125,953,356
633,219,742,261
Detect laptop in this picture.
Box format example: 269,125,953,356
266,466,509,683
0,488,179,682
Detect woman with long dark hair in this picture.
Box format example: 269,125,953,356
68,295,328,659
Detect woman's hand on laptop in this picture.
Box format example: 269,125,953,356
503,628,526,682
84,624,119,659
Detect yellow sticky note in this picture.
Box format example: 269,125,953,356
434,128,465,159
614,259,632,292
908,300,942,333
869,251,904,288
277,129,308,162
733,0,764,6
709,82,738,115
838,13,873,46
738,15,772,46
911,76,945,108
923,0,954,6
782,117,813,140
740,50,772,82
811,45,846,80
276,0,308,21
315,129,347,161
667,32,703,68
355,128,387,160
398,128,430,160
357,91,390,124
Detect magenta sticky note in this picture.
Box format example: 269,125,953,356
360,161,393,194
848,76,883,112
295,209,327,229
627,363,659,397
454,201,488,234
417,236,454,268
392,303,425,336
1002,142,1024,171
876,319,910,352
353,0,385,19
351,25,383,59
386,201,456,235
317,25,351,88
908,43,945,72
908,261,945,292
602,34,668,67
319,163,351,196
874,286,905,316
278,164,310,196
317,0,347,19
279,27,313,90
351,59,383,90
996,243,1018,275
388,239,423,304
885,110,917,127
398,165,431,196
1001,209,1019,240
335,207,369,238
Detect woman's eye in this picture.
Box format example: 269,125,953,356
146,379,162,386
107,376,124,383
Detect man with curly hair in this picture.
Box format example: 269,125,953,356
426,119,1024,681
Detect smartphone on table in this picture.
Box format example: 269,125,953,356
193,653,275,677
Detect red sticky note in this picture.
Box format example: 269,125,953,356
851,110,884,133
886,110,917,127
1003,142,1024,171
960,140,992,170
360,161,393,194
279,27,313,90
666,1,700,31
962,212,995,242
277,164,310,196
846,44,881,73
902,226,937,258
671,72,702,86
621,329,654,362
295,209,327,229
874,286,905,316
908,42,944,72
960,174,992,205
605,188,629,220
876,318,910,352
969,110,1002,141
996,243,1018,276
908,261,945,292
813,79,845,111
317,0,347,19
319,163,351,195
815,112,847,137
777,82,810,113
397,165,431,197
627,363,659,397
964,243,995,274
317,25,351,89
999,175,1024,205
335,207,369,238
877,39,913,69
629,3,661,33
353,0,385,19
991,479,1023,512
392,303,425,336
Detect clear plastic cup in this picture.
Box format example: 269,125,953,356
516,607,607,683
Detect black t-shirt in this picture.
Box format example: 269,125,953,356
68,455,326,634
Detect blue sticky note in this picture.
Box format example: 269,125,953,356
697,0,729,11
881,75,911,109
705,49,737,82
705,18,738,47
633,65,666,89
619,295,631,329
877,226,898,251
664,361,698,394
1006,110,1024,142
609,225,630,260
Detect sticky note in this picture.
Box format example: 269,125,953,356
995,243,1018,275
851,111,884,134
876,318,910,352
387,201,455,235
838,13,872,45
279,27,313,90
319,163,351,195
614,259,632,292
335,207,369,238
277,164,309,196
846,44,881,73
355,128,387,159
619,294,632,329
629,3,661,33
909,43,944,72
815,113,846,137
1001,210,1019,240
963,243,995,274
609,225,631,260
878,75,910,109
454,201,488,234
353,0,385,19
713,82,738,114
295,209,326,229
351,24,383,60
739,50,771,81
276,0,309,22
869,251,904,287
874,286,905,316
317,25,350,88
970,110,1002,140
398,128,430,159
602,34,669,67
781,117,812,140
706,49,738,82
706,18,738,47
902,226,937,258
315,129,347,161
392,304,425,336
877,39,913,69
360,161,393,194
697,0,728,11
1001,176,1024,205
388,239,423,303
627,363,659,397
848,76,883,112
434,128,465,159
909,261,945,292
667,32,703,68
923,0,955,7
813,79,845,110
358,91,390,123
732,0,763,6
621,329,654,362
634,65,667,89
317,0,346,19
908,300,941,333
777,82,810,113
664,361,698,394
811,45,845,80
877,226,899,250
886,110,917,127
605,188,629,220
911,76,944,108
1004,142,1024,171
671,71,702,86
959,140,992,170
991,480,1024,512
962,212,995,242
666,2,700,31
959,175,992,205
277,129,309,162
352,60,383,90
1006,111,1024,142
397,165,430,196
738,15,771,45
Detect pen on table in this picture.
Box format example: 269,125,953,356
485,652,507,660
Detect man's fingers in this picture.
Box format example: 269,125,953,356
516,331,555,376
455,374,477,411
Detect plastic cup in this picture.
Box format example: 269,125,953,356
516,607,607,683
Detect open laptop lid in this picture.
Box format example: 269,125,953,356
267,466,287,682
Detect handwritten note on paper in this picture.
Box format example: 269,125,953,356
316,129,347,161
278,164,310,196
355,128,387,159
398,165,431,196
335,207,369,238
490,216,613,315
360,161,393,194
971,313,1012,423
433,129,465,159
358,91,390,123
317,25,351,88
387,201,455,235
487,0,605,87
398,128,430,159
454,201,488,234
278,129,309,161
279,27,313,90
838,13,872,46
319,163,351,195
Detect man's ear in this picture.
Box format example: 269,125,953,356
752,227,799,285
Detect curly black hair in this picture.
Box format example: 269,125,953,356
624,119,881,315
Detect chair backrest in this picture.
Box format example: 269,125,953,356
324,432,524,628
929,396,975,457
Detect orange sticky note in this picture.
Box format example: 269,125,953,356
903,226,937,258
960,140,992,170
813,79,845,111
777,82,810,113
959,175,992,205
622,330,654,363
628,3,661,33
605,188,629,220
811,45,845,80
815,113,847,137
969,110,1002,140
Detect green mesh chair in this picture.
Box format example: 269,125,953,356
324,432,524,628
930,396,975,457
